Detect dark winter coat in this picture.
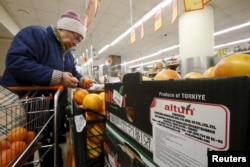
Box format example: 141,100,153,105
0,25,82,87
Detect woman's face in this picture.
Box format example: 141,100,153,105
60,30,83,49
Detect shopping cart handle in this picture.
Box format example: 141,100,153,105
7,85,64,92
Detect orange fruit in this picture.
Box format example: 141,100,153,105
25,131,36,144
154,69,181,80
214,53,250,77
83,78,93,88
73,89,89,105
184,72,205,79
203,66,215,77
0,149,15,167
0,139,9,150
10,141,27,156
82,93,103,112
7,127,28,142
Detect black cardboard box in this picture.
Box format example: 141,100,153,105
105,72,250,166
103,121,159,167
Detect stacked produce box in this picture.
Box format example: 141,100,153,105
104,53,250,167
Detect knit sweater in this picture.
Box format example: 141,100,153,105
0,25,83,87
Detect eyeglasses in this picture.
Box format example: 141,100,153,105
70,31,83,44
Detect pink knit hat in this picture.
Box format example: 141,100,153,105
57,10,86,38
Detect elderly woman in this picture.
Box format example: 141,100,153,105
0,10,93,166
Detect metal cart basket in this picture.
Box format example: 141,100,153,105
0,85,64,167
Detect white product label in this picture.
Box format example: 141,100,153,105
150,98,230,167
74,114,86,132
108,153,116,167
113,89,123,107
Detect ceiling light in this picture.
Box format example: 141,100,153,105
214,22,250,36
98,44,110,54
129,59,161,68
125,21,250,68
98,0,173,54
143,0,172,22
99,24,249,68
128,37,250,68
214,38,250,49
125,44,179,66
110,29,131,46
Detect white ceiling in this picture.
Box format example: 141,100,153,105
0,0,250,67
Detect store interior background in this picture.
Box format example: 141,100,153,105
0,0,250,82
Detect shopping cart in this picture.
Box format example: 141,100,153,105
0,85,64,167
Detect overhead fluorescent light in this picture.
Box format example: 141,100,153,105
129,59,161,68
214,38,250,49
214,22,250,36
128,37,250,68
143,0,172,22
125,21,250,68
110,28,131,46
98,44,110,54
101,36,249,69
98,0,173,54
126,44,179,65
129,55,180,69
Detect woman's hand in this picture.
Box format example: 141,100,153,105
61,72,79,88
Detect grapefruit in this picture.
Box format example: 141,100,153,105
99,92,105,102
203,66,215,77
214,53,250,77
154,69,181,80
99,92,106,116
184,72,204,79
82,93,103,112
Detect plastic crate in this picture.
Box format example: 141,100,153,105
71,102,105,167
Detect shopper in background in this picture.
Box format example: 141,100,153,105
0,10,93,167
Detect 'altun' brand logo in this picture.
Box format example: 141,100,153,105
165,104,194,116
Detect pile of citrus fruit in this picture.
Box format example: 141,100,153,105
73,88,106,159
184,53,250,79
73,88,106,120
0,126,36,166
148,53,250,80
